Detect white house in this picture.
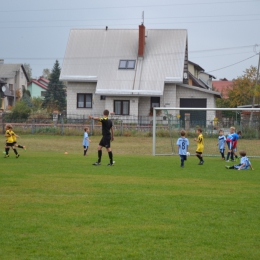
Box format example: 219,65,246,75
0,62,29,110
60,24,221,123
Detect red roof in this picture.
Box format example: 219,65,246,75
213,80,233,99
28,78,49,90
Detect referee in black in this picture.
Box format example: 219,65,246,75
89,109,114,166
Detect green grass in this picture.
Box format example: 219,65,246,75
0,136,260,259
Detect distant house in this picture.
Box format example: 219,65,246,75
0,61,29,110
60,24,221,123
27,77,49,99
212,78,232,99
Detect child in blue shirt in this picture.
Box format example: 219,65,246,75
225,150,254,170
217,129,226,160
176,130,189,168
83,127,91,156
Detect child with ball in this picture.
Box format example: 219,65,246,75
176,130,189,168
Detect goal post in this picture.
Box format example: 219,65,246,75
152,107,260,157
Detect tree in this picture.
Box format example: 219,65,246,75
42,68,51,79
23,63,32,80
42,60,66,112
21,89,33,108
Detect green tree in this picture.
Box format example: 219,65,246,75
31,97,44,111
23,63,32,80
6,101,31,121
42,60,66,112
21,89,33,108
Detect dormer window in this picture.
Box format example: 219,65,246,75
119,60,136,69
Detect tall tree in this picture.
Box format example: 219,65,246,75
23,63,32,80
42,60,66,112
42,68,51,79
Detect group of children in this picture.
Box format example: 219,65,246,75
4,124,26,158
176,127,254,170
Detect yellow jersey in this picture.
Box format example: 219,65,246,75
11,130,17,142
196,133,204,153
5,130,13,143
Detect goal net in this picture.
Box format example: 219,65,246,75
152,107,260,158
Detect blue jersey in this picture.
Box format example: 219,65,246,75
218,135,226,150
234,156,251,170
82,132,89,147
232,133,239,141
176,137,189,155
226,134,234,142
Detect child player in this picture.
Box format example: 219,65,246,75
4,124,19,158
89,109,115,166
225,150,254,170
10,126,26,151
231,130,242,161
217,129,226,160
194,128,204,165
176,130,189,168
82,127,91,156
226,127,235,162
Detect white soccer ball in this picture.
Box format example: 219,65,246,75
186,152,190,156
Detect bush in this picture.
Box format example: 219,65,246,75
3,101,31,122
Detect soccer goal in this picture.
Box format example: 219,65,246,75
152,107,260,158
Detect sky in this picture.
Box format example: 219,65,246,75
0,0,260,80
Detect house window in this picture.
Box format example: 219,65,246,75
77,93,92,108
9,84,14,95
114,100,130,115
41,91,46,97
151,97,160,107
100,95,106,100
119,60,136,69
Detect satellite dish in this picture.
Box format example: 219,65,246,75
2,86,6,92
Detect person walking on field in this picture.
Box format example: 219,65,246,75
89,109,115,166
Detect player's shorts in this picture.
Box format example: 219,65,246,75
99,136,111,148
6,142,14,147
83,145,88,149
196,151,202,154
227,141,233,150
180,155,187,161
233,148,237,152
219,149,225,154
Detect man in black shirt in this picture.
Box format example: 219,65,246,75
89,109,114,166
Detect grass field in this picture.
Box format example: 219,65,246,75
0,135,260,260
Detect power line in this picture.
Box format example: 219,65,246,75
1,13,260,24
1,18,260,29
206,54,258,73
0,0,259,13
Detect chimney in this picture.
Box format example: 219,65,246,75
138,24,145,57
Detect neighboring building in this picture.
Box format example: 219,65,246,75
27,77,49,99
212,78,232,99
60,25,221,123
0,62,29,110
188,61,216,90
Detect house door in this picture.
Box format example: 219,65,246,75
179,98,207,128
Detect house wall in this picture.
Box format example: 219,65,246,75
27,83,46,99
176,86,216,121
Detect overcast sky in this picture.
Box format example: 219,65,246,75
0,0,259,80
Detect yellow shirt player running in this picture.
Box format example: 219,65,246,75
10,126,26,151
4,124,20,158
194,128,204,165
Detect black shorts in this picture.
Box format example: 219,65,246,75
99,136,111,148
6,142,14,147
180,155,187,161
196,151,202,155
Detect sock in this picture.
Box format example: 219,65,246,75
235,155,238,159
221,152,225,158
231,152,234,160
84,149,86,155
13,149,18,155
200,156,203,162
181,159,184,166
196,154,201,160
229,165,235,169
18,145,23,149
5,148,9,155
98,150,102,163
226,152,230,160
108,151,113,164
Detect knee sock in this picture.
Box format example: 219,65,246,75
196,154,201,161
221,152,225,159
5,148,9,155
181,159,184,166
200,156,203,162
18,145,24,149
98,150,102,163
108,151,113,164
226,152,230,160
84,149,87,156
13,149,18,155
231,152,234,160
229,165,235,169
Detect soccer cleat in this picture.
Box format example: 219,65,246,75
198,160,204,165
226,160,229,162
180,165,184,168
92,162,101,166
107,161,115,166
16,154,20,158
225,165,230,169
4,154,9,158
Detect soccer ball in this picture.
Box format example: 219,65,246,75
186,152,190,156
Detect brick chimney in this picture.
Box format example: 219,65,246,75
138,24,145,57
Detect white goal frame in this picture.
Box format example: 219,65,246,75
152,107,260,156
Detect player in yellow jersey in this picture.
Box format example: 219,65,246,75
4,124,19,158
10,126,26,151
194,128,204,165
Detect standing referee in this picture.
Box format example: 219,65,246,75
89,109,115,166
